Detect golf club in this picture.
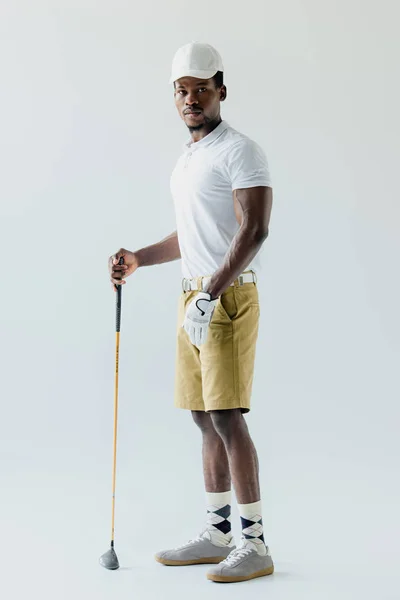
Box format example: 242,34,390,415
99,256,124,570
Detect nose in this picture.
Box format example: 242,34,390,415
185,91,199,106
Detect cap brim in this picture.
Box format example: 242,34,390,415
169,68,218,84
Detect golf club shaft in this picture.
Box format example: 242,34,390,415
111,257,123,546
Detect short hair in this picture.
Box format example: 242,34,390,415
213,71,224,88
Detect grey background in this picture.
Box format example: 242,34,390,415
1,1,399,599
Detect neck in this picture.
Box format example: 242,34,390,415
190,117,222,143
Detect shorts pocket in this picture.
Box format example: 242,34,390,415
216,289,238,323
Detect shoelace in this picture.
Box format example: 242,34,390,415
173,530,208,550
222,545,253,566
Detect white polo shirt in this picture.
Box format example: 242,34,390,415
170,120,272,279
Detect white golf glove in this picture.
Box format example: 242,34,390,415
183,291,217,346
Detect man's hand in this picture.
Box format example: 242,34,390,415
183,292,217,346
109,248,139,291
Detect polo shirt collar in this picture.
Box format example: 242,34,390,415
184,120,229,152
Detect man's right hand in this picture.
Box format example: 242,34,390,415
109,248,139,291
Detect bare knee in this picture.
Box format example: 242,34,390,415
209,409,243,440
191,410,215,432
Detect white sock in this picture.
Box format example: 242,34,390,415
238,499,267,556
205,490,233,547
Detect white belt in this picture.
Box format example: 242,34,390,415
182,270,257,292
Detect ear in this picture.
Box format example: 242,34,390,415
220,85,227,102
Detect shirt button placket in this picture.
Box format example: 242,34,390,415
185,151,192,169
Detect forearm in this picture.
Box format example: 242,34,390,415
206,225,268,299
135,231,181,267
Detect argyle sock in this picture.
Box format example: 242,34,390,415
205,490,233,547
238,499,267,556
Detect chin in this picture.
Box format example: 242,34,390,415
187,124,205,132
184,116,205,127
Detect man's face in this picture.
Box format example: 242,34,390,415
174,76,226,131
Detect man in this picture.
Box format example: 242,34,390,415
108,41,274,583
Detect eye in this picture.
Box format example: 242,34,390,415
198,88,207,93
175,89,186,96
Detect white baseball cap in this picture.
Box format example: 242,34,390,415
169,41,224,84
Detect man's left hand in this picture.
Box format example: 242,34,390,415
183,292,217,346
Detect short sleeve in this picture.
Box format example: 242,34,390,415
225,138,272,190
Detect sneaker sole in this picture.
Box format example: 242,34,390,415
207,564,274,582
155,555,228,566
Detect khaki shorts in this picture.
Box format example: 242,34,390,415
174,280,260,413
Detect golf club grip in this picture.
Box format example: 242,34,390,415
116,257,123,332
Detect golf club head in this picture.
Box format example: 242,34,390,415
99,547,120,570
